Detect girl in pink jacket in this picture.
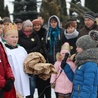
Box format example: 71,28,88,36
50,44,76,98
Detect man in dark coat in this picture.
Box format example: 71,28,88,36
79,11,98,37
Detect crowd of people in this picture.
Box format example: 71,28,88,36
0,10,98,98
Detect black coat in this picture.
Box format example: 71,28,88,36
18,30,41,53
34,27,49,61
61,32,78,55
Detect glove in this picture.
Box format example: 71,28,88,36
3,79,14,92
61,60,67,69
61,53,69,69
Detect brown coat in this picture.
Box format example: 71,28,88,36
79,24,98,38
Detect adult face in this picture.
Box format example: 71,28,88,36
66,26,75,34
16,23,22,31
50,20,58,29
84,18,95,28
33,24,41,31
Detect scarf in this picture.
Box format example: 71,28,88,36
64,29,79,39
48,26,60,54
76,48,98,66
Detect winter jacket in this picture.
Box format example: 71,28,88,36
50,60,75,94
18,30,41,53
71,62,98,98
79,24,98,38
63,47,98,98
34,27,49,61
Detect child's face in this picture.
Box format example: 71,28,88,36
4,32,18,47
66,26,75,34
50,20,58,29
61,52,65,59
76,46,83,53
33,24,41,31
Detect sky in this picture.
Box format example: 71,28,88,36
4,0,84,21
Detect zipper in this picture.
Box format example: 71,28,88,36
78,85,80,97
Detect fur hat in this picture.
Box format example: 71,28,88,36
61,42,72,53
84,11,95,21
56,42,71,61
76,30,98,50
32,19,42,25
22,20,32,29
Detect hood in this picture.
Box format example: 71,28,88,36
48,15,60,29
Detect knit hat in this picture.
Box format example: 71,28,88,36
22,20,32,29
3,17,11,23
32,19,42,25
76,30,98,50
14,18,22,24
84,11,95,21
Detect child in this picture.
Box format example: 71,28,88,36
61,21,79,55
46,15,64,64
3,23,30,97
70,30,98,98
50,42,76,98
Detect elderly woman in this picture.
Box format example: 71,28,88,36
18,19,41,98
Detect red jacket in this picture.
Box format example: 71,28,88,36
0,42,16,98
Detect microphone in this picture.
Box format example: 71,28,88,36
61,52,69,70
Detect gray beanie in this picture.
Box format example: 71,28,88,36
22,20,33,29
84,11,95,21
76,30,98,50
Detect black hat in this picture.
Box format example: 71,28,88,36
14,18,22,24
84,11,95,21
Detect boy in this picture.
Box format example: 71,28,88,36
3,23,30,97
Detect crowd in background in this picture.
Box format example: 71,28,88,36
0,10,98,98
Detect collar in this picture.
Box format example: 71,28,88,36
64,29,79,39
5,44,18,49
